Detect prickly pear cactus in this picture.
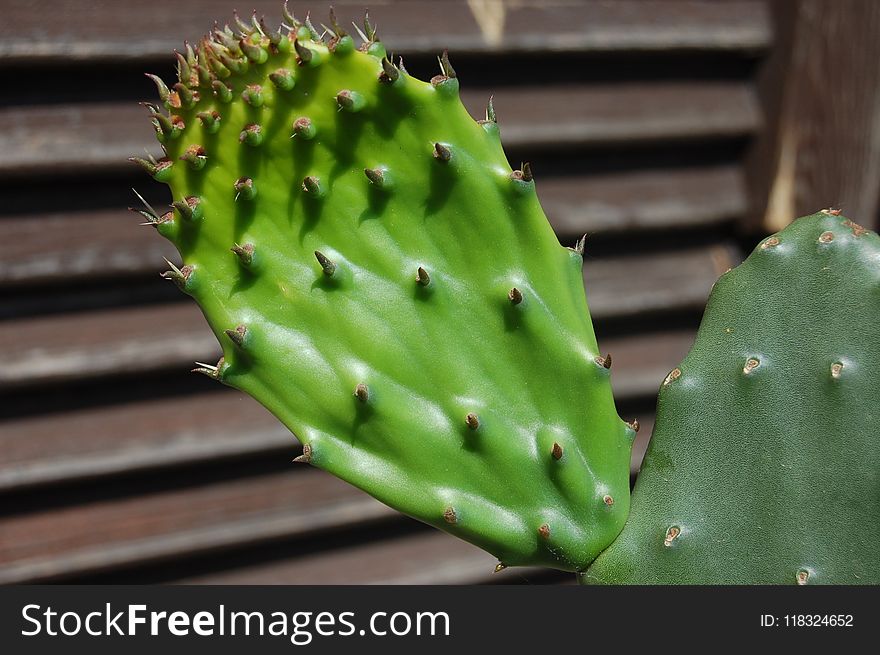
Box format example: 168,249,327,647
584,211,880,584
133,7,634,572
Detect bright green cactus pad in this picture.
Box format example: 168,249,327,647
584,211,880,584
135,8,634,571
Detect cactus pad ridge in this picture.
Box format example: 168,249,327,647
584,212,880,584
137,7,632,571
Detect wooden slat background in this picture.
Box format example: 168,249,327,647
0,0,775,584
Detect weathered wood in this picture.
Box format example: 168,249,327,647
0,469,395,584
586,244,737,320
0,243,726,391
746,0,880,231
0,83,759,177
0,209,173,287
181,529,559,585
543,165,747,236
480,84,760,150
0,1,772,65
0,303,218,391
0,391,292,492
1,167,745,288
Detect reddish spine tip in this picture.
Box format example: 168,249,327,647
314,250,337,276
172,82,196,108
433,142,452,162
212,80,233,102
293,443,312,463
145,73,171,102
179,145,207,170
197,110,221,133
486,96,496,123
172,195,203,221
364,167,388,187
269,68,296,90
233,176,256,200
161,261,194,290
336,89,365,112
294,39,313,64
302,175,324,197
239,123,263,146
231,242,255,267
242,84,264,107
379,57,399,83
292,116,316,139
240,36,268,63
225,324,248,347
416,266,431,287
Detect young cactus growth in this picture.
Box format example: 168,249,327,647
584,211,880,584
135,7,633,572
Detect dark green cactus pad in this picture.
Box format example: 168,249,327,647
584,211,880,584
134,8,633,572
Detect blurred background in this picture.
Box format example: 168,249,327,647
1,0,878,585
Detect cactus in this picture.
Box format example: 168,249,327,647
133,6,634,572
584,211,880,584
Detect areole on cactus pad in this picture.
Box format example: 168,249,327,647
132,5,634,572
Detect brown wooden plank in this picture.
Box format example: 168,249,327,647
543,165,747,235
0,390,293,492
482,83,760,149
1,166,745,288
0,82,759,177
0,303,218,391
0,1,771,65
0,245,726,391
0,209,175,287
181,530,555,585
0,468,395,584
586,244,737,320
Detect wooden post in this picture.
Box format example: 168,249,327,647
746,0,880,232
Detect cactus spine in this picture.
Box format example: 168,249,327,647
135,6,633,572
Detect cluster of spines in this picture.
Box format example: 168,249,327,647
130,4,519,193
130,2,387,180
130,3,533,323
